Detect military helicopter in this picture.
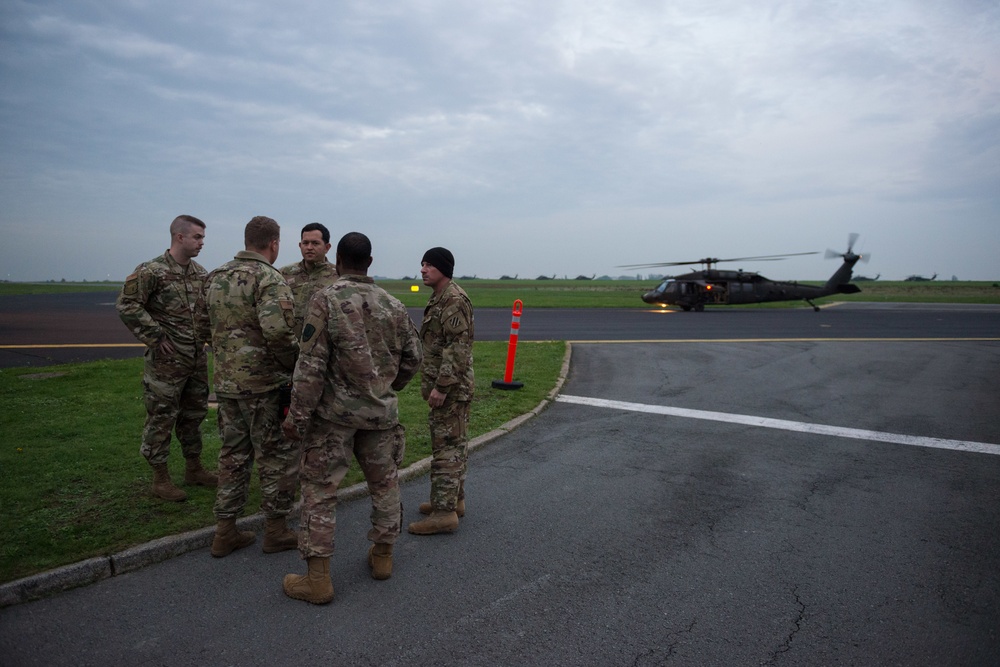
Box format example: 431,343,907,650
621,234,867,312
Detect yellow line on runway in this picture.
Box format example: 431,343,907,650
567,337,1000,344
0,343,145,349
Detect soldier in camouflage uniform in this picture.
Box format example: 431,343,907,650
281,232,422,604
200,216,300,558
408,247,475,536
116,214,217,503
279,222,339,339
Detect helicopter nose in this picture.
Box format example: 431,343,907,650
642,290,659,304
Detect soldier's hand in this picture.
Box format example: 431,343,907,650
157,337,176,357
281,418,301,441
428,387,447,408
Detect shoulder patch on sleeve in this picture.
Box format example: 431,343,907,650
441,301,469,334
122,274,139,296
279,298,295,328
302,323,316,342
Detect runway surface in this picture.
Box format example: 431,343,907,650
2,290,998,367
1,293,999,664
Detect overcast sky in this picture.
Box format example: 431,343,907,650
2,0,998,283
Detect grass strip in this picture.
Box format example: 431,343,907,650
0,340,565,583
4,280,1000,307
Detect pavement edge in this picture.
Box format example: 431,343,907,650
0,342,573,609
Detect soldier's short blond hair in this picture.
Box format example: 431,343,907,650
170,214,206,238
245,216,280,251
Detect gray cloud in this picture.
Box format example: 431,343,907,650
1,0,997,282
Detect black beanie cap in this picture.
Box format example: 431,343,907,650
421,247,455,279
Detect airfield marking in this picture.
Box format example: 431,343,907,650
566,337,1000,344
556,394,1000,457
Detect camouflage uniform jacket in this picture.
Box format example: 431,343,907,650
420,281,474,401
202,251,298,397
279,258,339,338
116,250,207,362
286,275,422,435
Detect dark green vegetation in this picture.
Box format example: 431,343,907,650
816,281,1000,305
384,279,1000,308
0,281,120,296
0,341,565,583
4,279,998,307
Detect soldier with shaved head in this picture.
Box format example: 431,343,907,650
117,214,217,503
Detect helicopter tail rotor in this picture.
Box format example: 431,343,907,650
825,233,869,263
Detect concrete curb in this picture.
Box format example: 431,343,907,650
0,343,573,609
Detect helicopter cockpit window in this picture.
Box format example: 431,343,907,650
657,279,677,293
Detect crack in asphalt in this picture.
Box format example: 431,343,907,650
631,617,698,666
764,585,806,665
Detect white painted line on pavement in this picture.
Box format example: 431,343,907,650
556,394,1000,457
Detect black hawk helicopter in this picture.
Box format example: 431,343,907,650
621,234,867,312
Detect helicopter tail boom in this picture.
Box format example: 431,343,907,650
821,234,864,293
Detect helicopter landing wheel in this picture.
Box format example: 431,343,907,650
694,304,704,312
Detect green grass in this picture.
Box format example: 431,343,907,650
5,279,998,306
382,279,653,308
0,340,565,583
388,279,1000,308
0,281,121,296
820,281,1000,304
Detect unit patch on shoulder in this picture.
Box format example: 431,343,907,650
279,298,295,328
122,274,139,296
302,323,316,343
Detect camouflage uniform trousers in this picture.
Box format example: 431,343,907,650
214,390,299,520
298,418,406,559
140,351,209,466
428,399,471,512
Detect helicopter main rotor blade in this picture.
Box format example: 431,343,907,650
617,251,819,270
617,259,714,269
713,252,820,263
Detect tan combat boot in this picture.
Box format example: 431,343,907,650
368,543,393,580
211,518,256,558
151,463,187,502
262,516,298,554
408,510,459,535
418,498,465,518
283,557,334,604
184,457,218,487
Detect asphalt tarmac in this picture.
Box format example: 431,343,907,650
1,295,999,665
2,290,998,367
